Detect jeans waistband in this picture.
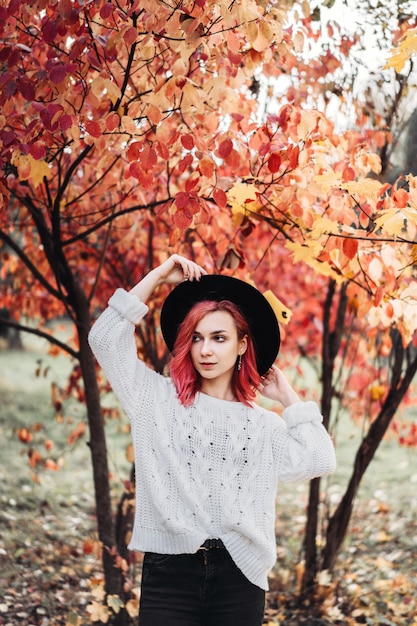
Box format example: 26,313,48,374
200,538,225,550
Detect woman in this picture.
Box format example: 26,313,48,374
88,254,336,626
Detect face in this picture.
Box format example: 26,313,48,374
190,310,247,389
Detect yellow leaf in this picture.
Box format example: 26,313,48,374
313,170,342,191
90,581,106,601
384,27,417,72
12,152,50,188
341,178,383,202
309,216,341,238
227,182,259,226
181,81,201,110
298,110,319,138
286,241,343,282
374,206,417,238
86,602,110,623
263,290,293,325
376,530,392,543
126,597,140,618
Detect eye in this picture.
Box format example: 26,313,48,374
192,335,201,343
214,334,226,342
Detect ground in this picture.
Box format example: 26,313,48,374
0,332,416,625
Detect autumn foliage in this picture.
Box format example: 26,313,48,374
1,0,417,622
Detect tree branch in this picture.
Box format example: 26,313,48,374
0,316,79,359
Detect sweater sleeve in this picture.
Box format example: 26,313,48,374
88,288,166,420
273,401,336,483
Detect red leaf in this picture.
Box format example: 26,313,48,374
227,49,241,65
173,208,193,230
106,112,120,132
50,64,67,85
4,79,17,99
124,27,137,46
58,0,73,19
268,153,281,173
225,149,241,169
156,140,170,160
342,237,358,260
7,0,20,16
85,120,102,138
59,114,72,131
30,141,46,160
288,145,299,169
42,19,58,44
218,138,233,159
127,141,142,161
100,3,113,19
185,172,200,192
213,188,227,208
175,191,190,209
140,144,157,170
178,153,193,173
181,134,195,150
19,79,35,101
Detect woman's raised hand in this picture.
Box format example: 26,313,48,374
156,254,207,285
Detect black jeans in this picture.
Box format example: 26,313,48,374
138,546,265,626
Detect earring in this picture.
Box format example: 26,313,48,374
237,354,242,371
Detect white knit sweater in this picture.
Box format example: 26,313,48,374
88,288,336,590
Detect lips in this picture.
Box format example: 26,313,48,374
200,362,216,368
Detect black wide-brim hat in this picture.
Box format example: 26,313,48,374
160,275,280,376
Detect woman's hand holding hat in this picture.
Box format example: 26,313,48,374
155,254,207,285
129,254,207,303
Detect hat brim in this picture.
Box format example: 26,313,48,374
160,275,280,376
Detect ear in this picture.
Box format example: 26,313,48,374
239,334,248,356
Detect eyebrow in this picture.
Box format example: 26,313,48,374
193,329,230,335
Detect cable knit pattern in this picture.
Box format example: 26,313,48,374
88,288,336,590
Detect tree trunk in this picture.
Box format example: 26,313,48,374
321,338,417,571
300,280,347,596
76,290,129,625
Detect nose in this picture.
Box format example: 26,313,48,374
200,338,213,356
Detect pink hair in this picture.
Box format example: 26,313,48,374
169,300,260,407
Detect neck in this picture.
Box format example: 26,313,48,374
200,380,236,402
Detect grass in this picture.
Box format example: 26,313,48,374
1,331,417,625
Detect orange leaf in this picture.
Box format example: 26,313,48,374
44,459,59,470
18,427,33,443
198,157,215,178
